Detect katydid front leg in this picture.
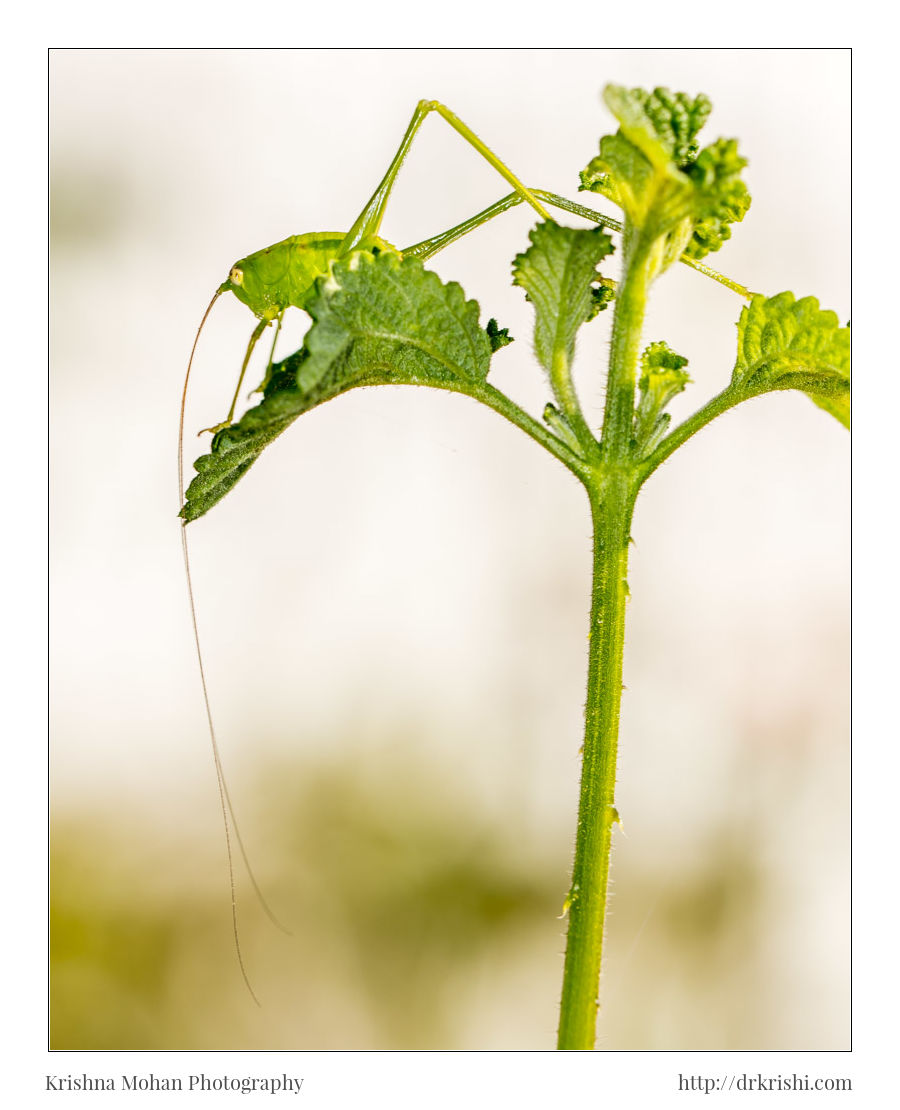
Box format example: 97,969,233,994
201,317,269,435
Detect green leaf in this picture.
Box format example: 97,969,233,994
732,292,850,427
512,221,614,377
580,84,751,270
181,252,494,521
633,341,691,455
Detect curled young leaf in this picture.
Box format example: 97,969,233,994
633,341,691,455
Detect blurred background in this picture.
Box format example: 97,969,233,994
50,49,849,1049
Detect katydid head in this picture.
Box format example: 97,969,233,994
219,255,283,322
219,234,341,322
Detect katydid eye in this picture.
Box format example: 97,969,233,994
230,267,244,286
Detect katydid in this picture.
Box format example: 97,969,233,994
181,101,553,442
177,100,580,1004
178,97,754,1006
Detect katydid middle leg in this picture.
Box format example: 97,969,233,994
401,187,749,296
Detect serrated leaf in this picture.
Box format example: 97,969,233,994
181,252,494,521
808,392,850,428
732,292,850,426
299,250,491,392
512,221,614,377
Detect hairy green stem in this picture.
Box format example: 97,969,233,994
316,374,592,482
470,380,592,482
557,475,635,1049
601,229,651,459
557,225,650,1050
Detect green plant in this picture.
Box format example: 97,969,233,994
179,86,849,1049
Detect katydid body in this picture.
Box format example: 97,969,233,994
196,100,748,439
224,232,396,317
205,233,398,432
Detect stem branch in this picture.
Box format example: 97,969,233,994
637,381,744,486
471,380,592,482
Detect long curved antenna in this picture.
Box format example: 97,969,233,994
179,291,222,502
178,292,291,1006
179,301,294,937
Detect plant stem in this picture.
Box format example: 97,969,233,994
601,228,650,460
557,226,649,1050
557,476,635,1049
470,380,592,483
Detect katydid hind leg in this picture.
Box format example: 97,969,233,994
403,186,629,261
401,192,525,260
340,101,433,256
340,100,551,260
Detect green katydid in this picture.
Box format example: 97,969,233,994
183,98,746,442
181,101,553,442
177,97,753,1005
177,99,568,1005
